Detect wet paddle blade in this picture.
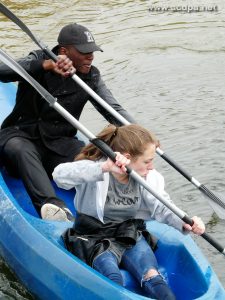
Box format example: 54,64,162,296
206,193,225,219
0,2,56,60
157,149,225,218
0,2,41,47
199,184,225,219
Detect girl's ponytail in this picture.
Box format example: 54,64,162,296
75,124,119,161
75,124,158,161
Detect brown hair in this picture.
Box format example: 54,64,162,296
75,124,159,161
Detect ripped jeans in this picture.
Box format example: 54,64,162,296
93,236,175,300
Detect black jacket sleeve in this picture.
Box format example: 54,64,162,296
90,76,136,126
0,51,44,82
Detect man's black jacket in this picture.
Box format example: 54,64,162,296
0,48,135,156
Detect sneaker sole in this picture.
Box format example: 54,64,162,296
41,203,69,221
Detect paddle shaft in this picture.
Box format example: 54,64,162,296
0,2,224,213
0,48,224,256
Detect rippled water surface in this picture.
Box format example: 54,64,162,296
0,0,225,298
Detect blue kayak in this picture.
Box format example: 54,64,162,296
0,81,224,300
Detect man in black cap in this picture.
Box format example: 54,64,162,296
0,23,135,221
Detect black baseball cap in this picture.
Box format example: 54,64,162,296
57,23,103,54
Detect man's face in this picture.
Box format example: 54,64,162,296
60,46,94,74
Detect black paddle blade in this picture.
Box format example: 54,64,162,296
199,185,225,210
199,185,225,219
0,2,58,61
158,149,225,216
0,2,41,46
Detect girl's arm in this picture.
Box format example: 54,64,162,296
53,153,129,190
53,160,105,190
140,170,205,234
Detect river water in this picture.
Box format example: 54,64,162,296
0,0,225,298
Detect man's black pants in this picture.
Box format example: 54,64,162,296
2,136,84,215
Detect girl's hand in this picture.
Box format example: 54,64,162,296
101,152,130,174
183,216,205,235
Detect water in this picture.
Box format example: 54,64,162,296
0,0,225,298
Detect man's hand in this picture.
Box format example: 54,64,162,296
42,55,75,77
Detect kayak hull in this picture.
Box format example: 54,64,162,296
0,82,224,299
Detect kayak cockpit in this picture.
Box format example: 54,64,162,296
1,167,216,299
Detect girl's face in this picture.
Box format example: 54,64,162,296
128,143,156,177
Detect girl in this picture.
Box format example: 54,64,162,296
53,124,205,300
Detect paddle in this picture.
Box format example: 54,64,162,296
0,48,224,256
0,2,225,219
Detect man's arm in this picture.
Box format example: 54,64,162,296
0,51,44,82
90,76,136,126
0,50,74,82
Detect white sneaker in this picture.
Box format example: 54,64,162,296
41,203,74,222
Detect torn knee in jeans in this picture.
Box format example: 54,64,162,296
141,268,160,287
142,273,176,300
144,268,159,281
